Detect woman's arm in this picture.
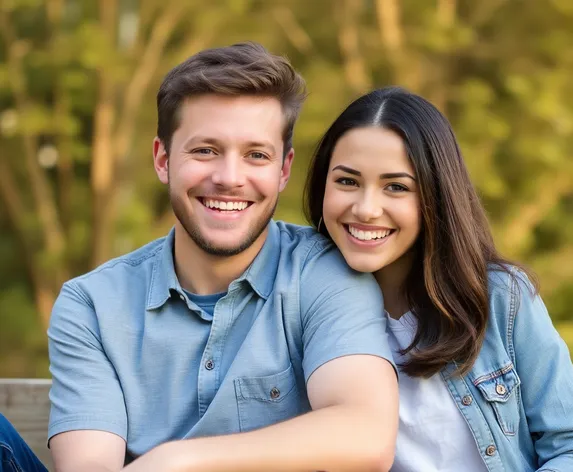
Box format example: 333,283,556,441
512,274,573,471
123,355,398,472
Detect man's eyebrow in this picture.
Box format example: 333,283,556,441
245,140,276,154
183,137,276,154
183,136,223,147
332,165,416,181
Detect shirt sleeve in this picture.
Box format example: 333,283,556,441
47,281,127,443
299,240,396,383
510,273,573,471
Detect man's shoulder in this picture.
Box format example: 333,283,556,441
274,221,334,262
65,235,167,290
274,221,325,244
273,221,375,289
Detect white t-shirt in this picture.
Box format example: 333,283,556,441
387,311,487,472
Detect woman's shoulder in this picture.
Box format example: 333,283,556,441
486,263,539,327
487,264,536,298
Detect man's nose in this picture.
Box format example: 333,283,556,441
211,155,246,188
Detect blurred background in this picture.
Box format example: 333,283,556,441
0,0,572,377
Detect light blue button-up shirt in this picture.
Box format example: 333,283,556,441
48,221,393,459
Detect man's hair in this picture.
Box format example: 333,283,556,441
157,42,307,156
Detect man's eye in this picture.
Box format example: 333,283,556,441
195,148,213,155
335,177,358,186
250,152,267,160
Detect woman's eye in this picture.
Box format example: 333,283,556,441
387,183,408,192
335,177,358,186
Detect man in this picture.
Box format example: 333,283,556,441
0,42,398,472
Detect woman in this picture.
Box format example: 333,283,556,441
304,87,573,471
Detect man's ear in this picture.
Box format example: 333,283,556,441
279,148,294,192
153,137,169,184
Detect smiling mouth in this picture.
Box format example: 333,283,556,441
199,198,252,212
344,225,396,241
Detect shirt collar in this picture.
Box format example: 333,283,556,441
146,221,281,309
147,228,181,310
235,220,281,299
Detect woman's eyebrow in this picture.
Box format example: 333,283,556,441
332,165,361,176
333,165,416,181
380,172,416,181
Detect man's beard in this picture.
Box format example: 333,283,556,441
170,188,277,257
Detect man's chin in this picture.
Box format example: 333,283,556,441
174,205,274,258
191,233,262,257
197,244,251,258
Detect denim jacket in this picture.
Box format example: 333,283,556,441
441,267,573,471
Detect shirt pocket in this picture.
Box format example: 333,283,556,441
473,362,521,436
234,363,303,432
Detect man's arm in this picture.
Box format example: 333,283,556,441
50,431,126,472
124,354,398,472
48,281,128,472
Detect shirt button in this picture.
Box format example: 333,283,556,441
462,395,473,406
205,359,214,370
270,387,281,399
485,445,497,456
495,384,507,395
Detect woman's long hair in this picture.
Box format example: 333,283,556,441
304,87,536,377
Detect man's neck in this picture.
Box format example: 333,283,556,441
173,223,268,295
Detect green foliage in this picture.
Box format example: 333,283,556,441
0,0,572,377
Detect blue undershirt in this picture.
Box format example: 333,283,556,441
183,289,226,320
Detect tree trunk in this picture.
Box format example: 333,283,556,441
337,0,372,93
375,0,420,90
90,0,118,268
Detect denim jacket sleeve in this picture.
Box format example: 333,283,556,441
511,272,573,471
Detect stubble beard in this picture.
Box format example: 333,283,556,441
169,186,277,257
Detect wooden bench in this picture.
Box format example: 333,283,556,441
0,379,53,471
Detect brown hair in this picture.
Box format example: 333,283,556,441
157,42,307,156
304,87,537,378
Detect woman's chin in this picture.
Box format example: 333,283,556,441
342,254,384,274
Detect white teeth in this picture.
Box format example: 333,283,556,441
348,226,393,241
203,199,248,211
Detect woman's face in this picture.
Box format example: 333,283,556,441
323,126,421,274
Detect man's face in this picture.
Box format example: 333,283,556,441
154,94,293,257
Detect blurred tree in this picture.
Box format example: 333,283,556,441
0,0,572,377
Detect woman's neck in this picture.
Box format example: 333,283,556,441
374,251,415,320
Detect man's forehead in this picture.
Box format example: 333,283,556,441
174,96,284,146
181,94,282,116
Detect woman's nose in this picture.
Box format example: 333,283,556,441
352,194,383,221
